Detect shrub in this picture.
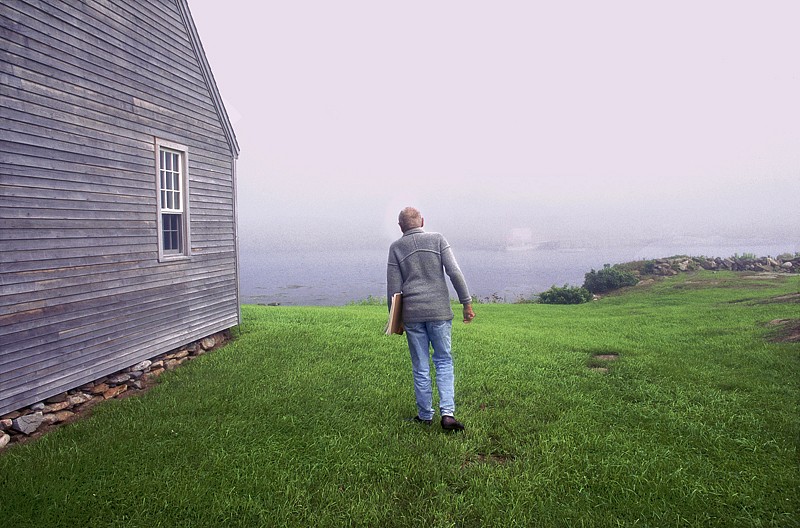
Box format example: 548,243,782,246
538,284,593,304
613,259,656,276
583,264,639,294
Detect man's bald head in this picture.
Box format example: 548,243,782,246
398,207,424,232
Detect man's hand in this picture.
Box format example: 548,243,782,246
463,303,475,323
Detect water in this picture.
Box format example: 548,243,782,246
239,242,797,306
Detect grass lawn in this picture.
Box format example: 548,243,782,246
1,271,798,527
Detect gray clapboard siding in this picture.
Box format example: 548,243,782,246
2,286,237,375
3,2,209,100
0,0,241,415
2,263,234,334
2,300,239,390
2,260,237,315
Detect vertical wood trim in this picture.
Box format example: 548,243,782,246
231,157,241,325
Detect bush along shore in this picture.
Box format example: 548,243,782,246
0,330,232,451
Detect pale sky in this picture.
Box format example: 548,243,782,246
187,1,799,252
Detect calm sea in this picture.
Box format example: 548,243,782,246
239,242,796,306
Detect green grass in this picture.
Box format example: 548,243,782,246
1,271,798,527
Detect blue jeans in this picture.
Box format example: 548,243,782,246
404,320,455,420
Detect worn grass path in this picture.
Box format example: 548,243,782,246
1,271,798,527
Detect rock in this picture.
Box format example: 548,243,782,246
172,350,190,360
201,336,216,350
90,383,110,395
129,380,144,390
0,433,10,449
1,411,22,420
128,370,143,378
107,373,131,385
42,401,71,413
0,419,13,430
164,359,180,370
12,412,44,435
30,402,45,411
53,410,75,423
130,360,152,372
149,360,164,370
147,367,165,379
67,393,92,407
103,385,127,399
782,262,793,269
42,410,75,424
45,393,68,404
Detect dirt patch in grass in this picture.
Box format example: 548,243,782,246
728,292,800,305
593,353,620,361
462,452,515,468
742,273,783,280
766,319,800,343
760,293,800,304
588,352,620,373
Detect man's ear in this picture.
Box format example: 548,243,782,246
421,218,425,227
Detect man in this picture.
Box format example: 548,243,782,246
387,207,475,431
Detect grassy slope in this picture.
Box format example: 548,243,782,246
1,271,798,527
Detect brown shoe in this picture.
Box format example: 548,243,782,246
441,416,465,431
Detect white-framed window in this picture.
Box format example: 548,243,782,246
155,139,190,260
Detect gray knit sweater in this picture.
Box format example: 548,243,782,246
386,228,471,323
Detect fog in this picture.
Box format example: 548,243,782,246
188,1,799,256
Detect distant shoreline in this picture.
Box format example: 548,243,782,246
239,245,798,306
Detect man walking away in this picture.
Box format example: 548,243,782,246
387,207,475,431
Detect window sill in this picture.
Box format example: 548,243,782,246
158,255,191,263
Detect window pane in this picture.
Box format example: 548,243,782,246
162,213,182,251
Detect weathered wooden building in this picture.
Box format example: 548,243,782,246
0,0,240,415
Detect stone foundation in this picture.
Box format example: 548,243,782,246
0,329,232,451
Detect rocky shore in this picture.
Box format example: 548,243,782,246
0,330,231,451
628,253,799,277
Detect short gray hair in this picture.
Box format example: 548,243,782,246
398,207,423,232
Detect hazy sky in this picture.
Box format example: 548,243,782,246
187,1,799,252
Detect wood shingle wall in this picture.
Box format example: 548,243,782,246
0,0,240,415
